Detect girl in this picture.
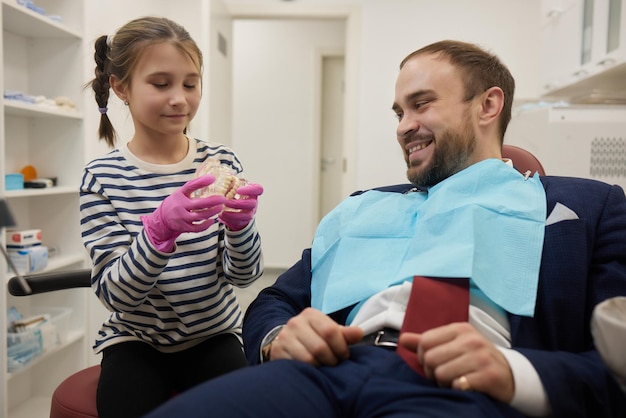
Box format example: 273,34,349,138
81,16,264,418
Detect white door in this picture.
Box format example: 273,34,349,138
319,55,345,221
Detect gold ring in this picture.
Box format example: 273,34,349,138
458,375,472,391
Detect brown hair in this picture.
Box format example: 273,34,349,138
88,16,203,147
400,40,515,142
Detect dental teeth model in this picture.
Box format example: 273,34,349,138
192,159,247,200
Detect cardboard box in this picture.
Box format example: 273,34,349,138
6,228,42,248
7,245,48,274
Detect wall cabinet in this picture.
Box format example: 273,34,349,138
540,0,583,93
541,0,626,98
1,0,90,417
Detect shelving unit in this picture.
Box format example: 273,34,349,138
1,0,89,416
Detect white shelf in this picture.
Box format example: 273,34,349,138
45,253,86,271
1,0,81,39
7,329,84,381
542,62,626,99
4,186,79,198
3,253,86,287
4,100,82,120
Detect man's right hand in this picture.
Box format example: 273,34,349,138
268,307,363,366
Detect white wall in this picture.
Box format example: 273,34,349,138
231,19,346,268
206,1,234,147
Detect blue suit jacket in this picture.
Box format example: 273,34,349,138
243,175,626,417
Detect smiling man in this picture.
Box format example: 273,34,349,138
146,40,626,418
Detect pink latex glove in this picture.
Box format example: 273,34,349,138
218,183,264,231
141,175,227,252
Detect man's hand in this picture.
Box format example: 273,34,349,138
398,322,515,403
268,307,364,366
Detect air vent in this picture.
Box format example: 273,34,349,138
590,137,626,177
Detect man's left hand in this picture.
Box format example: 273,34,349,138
398,322,515,403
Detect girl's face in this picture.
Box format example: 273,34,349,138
115,42,201,141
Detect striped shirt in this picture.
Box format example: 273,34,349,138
80,137,263,354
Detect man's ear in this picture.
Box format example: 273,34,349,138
110,75,127,102
478,86,504,128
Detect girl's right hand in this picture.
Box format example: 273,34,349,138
141,174,227,252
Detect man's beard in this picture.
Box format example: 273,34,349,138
406,125,475,187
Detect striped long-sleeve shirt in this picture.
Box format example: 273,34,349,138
80,137,263,354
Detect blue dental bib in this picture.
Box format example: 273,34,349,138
311,159,546,317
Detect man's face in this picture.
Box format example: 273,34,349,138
392,54,477,187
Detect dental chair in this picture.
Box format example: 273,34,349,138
501,144,546,176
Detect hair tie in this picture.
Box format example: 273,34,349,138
106,34,113,48
98,107,108,114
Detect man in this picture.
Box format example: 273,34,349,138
146,40,626,417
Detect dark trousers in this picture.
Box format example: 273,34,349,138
97,333,247,418
144,345,525,418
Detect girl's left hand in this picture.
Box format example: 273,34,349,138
218,183,264,231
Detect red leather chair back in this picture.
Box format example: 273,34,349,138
502,144,546,176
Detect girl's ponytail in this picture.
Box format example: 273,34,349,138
89,35,117,147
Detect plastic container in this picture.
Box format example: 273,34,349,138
7,307,72,372
5,173,24,190
7,245,48,274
